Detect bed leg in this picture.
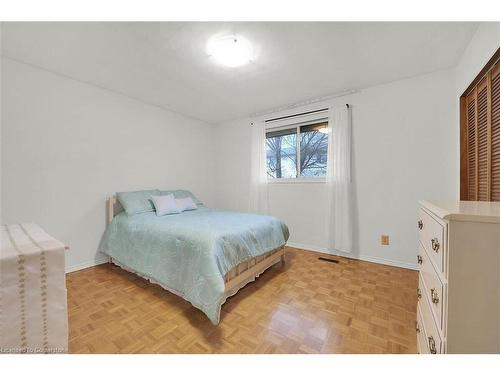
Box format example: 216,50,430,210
280,253,285,267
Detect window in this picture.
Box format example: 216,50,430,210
266,121,328,180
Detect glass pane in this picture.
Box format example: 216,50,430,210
300,124,328,177
266,132,297,178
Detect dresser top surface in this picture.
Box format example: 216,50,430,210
420,200,500,223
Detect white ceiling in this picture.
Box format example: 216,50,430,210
1,22,478,124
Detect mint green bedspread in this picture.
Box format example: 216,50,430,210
99,207,289,324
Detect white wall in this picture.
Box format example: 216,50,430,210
1,58,214,272
455,23,500,96
213,68,458,269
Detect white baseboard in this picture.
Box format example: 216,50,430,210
355,254,418,271
287,242,329,254
286,242,418,271
64,245,418,274
65,255,110,273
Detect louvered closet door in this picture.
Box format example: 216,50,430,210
477,79,489,200
464,59,500,202
492,64,500,201
467,93,477,200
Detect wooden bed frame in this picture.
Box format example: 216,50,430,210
106,197,285,296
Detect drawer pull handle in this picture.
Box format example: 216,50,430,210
428,336,437,354
417,255,423,265
431,238,440,252
417,288,422,300
418,220,423,230
430,288,439,304
415,320,420,333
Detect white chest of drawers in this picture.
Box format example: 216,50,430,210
417,201,500,354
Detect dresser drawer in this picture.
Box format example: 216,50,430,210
418,208,446,274
418,275,444,354
419,243,446,333
416,306,429,354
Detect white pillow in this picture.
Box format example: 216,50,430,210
151,194,180,216
176,197,197,212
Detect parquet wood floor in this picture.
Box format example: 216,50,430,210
67,247,418,353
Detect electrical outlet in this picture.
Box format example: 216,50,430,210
381,235,390,246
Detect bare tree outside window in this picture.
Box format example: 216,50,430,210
299,123,328,176
266,122,328,179
266,132,296,178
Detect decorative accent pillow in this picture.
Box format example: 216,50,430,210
176,197,198,212
116,189,160,216
160,190,203,206
151,194,180,216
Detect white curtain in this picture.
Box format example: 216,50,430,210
327,106,353,253
248,120,269,214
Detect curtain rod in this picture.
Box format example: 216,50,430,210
250,89,358,120
260,104,349,124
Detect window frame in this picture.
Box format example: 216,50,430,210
265,118,328,184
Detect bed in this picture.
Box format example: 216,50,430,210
99,194,289,324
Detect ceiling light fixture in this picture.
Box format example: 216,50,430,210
207,34,254,67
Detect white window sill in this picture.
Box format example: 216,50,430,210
267,178,326,184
